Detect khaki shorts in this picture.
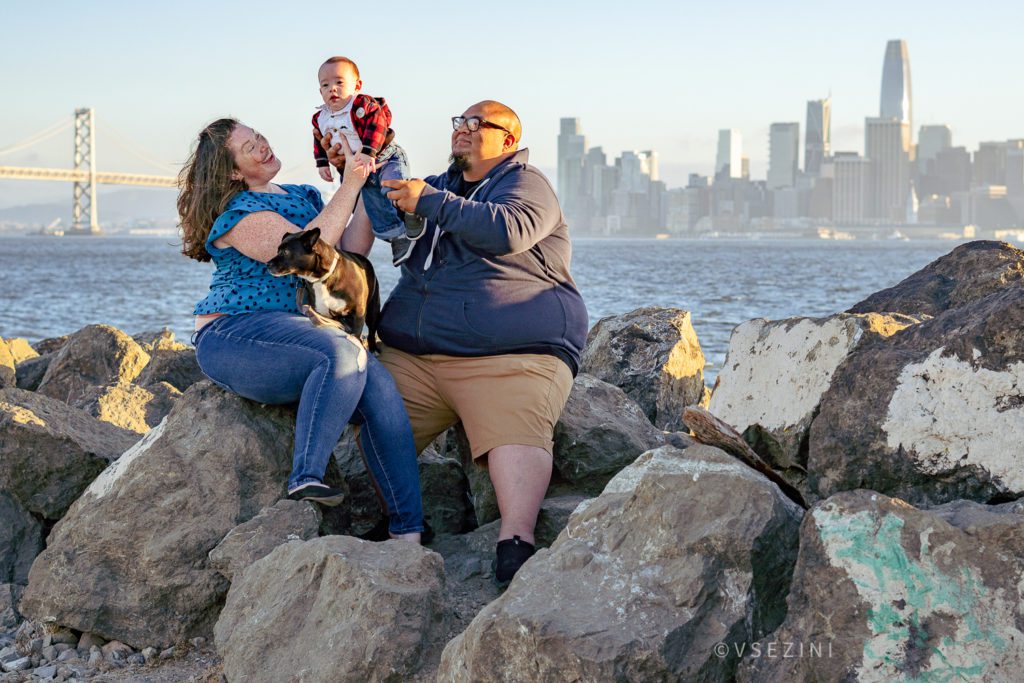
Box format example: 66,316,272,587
378,346,574,459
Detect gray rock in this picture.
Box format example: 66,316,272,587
126,654,145,666
74,635,104,652
100,642,131,661
19,382,296,648
30,335,68,356
848,239,1024,317
73,381,177,434
40,646,56,662
709,313,917,492
136,349,205,393
188,637,205,649
32,665,56,680
214,536,446,683
449,424,499,527
132,328,187,353
36,325,150,406
418,447,472,534
581,307,706,430
55,651,78,663
140,647,156,663
1,656,29,673
157,647,174,660
738,490,1024,682
809,281,1024,506
1,339,38,366
464,495,588,556
0,341,15,389
86,649,101,666
438,445,804,682
552,373,667,494
14,355,51,392
208,499,321,581
0,493,43,585
0,388,138,520
0,585,24,630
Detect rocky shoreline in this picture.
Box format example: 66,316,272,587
1,239,1023,682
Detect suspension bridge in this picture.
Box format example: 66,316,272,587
0,108,178,235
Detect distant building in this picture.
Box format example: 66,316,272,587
768,122,800,189
1007,143,1024,196
805,98,831,176
917,125,952,177
973,141,1009,187
716,129,743,179
557,118,586,225
880,39,913,138
928,146,972,197
831,152,871,224
865,117,912,222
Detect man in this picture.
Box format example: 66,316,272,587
378,100,588,584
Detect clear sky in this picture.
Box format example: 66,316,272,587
1,0,1021,208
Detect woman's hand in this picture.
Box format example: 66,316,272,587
321,133,370,190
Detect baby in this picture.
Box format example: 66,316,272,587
312,56,424,266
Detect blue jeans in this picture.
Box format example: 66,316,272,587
362,144,410,240
193,311,423,534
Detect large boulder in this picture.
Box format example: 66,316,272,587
0,492,43,585
0,341,15,388
419,447,474,535
1,338,38,365
739,491,1024,682
0,387,138,520
581,307,706,430
132,328,189,353
19,381,296,648
849,240,1024,317
0,584,24,629
214,536,446,683
36,325,150,405
208,499,321,582
809,281,1024,506
75,380,181,434
438,445,804,682
709,313,917,490
552,373,667,494
136,348,205,392
14,355,51,392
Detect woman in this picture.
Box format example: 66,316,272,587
179,118,423,542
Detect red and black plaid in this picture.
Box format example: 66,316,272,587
312,93,393,167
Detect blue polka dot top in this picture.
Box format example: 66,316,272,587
193,184,325,316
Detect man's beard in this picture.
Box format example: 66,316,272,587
449,153,471,172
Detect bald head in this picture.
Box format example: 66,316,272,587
468,100,522,145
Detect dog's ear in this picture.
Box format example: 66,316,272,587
302,227,321,246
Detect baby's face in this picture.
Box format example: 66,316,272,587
319,62,361,112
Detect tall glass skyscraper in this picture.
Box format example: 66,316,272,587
804,98,831,176
880,40,913,136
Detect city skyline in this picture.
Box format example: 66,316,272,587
558,38,1024,234
2,0,1023,210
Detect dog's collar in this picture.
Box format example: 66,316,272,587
312,254,339,283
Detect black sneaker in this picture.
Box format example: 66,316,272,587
390,236,414,266
287,482,345,506
492,535,536,587
403,212,426,241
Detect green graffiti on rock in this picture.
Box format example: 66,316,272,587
814,504,1015,682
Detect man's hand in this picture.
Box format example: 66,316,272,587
383,179,436,213
318,166,333,182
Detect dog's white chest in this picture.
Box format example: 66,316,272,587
310,281,351,316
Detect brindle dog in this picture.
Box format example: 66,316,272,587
267,227,381,352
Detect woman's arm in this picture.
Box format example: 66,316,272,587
339,200,374,256
214,141,365,263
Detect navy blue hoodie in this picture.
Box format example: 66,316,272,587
377,149,588,375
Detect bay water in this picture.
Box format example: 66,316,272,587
0,236,957,381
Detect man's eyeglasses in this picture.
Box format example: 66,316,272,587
451,116,514,137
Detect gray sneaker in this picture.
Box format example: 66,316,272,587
404,213,426,241
391,235,414,266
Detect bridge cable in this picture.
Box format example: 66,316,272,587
0,119,73,158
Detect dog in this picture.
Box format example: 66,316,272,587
267,227,381,352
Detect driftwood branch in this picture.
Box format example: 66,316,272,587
683,406,808,509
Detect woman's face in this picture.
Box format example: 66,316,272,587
227,125,282,188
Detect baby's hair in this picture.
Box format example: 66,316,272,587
321,56,360,79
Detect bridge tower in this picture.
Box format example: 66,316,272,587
71,107,99,234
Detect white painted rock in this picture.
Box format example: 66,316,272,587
214,536,445,683
19,381,296,648
810,281,1024,506
438,445,804,682
738,491,1024,683
710,313,917,481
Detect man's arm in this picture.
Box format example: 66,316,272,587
385,170,560,255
